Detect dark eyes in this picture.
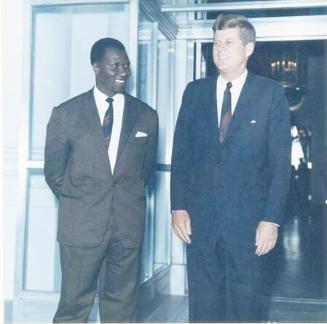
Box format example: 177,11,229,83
111,63,130,69
214,41,234,46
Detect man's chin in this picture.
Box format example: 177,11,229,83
114,86,126,94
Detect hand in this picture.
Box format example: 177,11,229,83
172,210,192,244
255,221,278,256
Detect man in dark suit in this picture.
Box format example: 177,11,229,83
44,38,158,323
171,14,291,322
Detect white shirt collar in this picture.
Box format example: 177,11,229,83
217,69,248,91
93,86,125,174
93,85,108,103
216,70,248,124
93,86,124,106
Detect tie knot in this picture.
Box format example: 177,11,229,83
226,82,232,90
106,97,113,104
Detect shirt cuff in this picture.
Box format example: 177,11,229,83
265,221,280,227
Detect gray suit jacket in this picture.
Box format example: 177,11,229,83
44,89,158,248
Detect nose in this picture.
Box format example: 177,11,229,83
216,43,227,53
118,65,130,77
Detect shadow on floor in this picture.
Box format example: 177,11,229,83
138,204,327,323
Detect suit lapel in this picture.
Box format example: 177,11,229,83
115,94,139,163
202,76,223,157
206,76,220,144
80,89,113,178
223,73,254,145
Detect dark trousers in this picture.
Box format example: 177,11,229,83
186,235,271,323
53,220,141,323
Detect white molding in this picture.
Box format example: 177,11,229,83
194,42,202,80
150,23,158,110
272,296,327,305
129,0,139,97
140,0,178,40
177,16,327,41
169,264,186,296
138,27,151,41
13,0,43,320
3,152,44,175
3,148,19,176
254,15,327,41
14,291,99,322
161,0,327,12
0,0,4,320
30,0,128,5
25,161,44,169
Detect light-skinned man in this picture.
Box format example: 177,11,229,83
171,14,291,322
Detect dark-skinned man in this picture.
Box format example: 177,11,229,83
45,38,158,323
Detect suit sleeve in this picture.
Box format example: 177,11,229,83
170,83,193,211
44,107,71,199
143,111,159,185
263,84,291,225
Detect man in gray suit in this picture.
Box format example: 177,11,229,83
44,38,158,323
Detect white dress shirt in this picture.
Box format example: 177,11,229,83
93,86,124,172
216,69,248,125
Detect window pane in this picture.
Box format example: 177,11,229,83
198,0,327,19
29,4,130,160
154,171,171,271
24,169,60,292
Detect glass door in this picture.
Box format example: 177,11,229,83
14,1,138,322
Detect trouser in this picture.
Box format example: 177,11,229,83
186,235,272,323
53,220,141,323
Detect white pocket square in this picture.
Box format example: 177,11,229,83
135,131,148,138
250,120,257,124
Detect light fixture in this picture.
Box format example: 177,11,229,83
269,44,306,111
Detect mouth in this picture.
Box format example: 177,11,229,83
115,79,126,85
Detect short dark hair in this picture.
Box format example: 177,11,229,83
212,14,256,45
90,38,126,64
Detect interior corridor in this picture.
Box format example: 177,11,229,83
138,204,327,323
2,1,327,323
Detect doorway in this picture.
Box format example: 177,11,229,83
195,38,327,321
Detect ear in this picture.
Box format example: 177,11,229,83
245,42,255,58
92,63,100,75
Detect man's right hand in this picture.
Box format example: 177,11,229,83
172,210,192,244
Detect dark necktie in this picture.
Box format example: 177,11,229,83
102,97,114,147
219,82,232,143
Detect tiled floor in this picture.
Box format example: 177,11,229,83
139,204,327,323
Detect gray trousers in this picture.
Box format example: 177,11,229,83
53,220,141,323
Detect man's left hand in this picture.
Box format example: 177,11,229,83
255,221,278,256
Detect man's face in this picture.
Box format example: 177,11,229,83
92,47,131,97
213,27,254,80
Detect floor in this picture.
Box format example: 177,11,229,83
139,203,327,323
5,205,327,323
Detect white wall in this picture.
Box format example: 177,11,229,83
2,0,26,302
2,0,132,304
1,1,5,321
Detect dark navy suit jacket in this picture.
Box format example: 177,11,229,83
171,72,291,246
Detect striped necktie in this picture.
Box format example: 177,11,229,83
219,82,232,143
102,97,114,147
